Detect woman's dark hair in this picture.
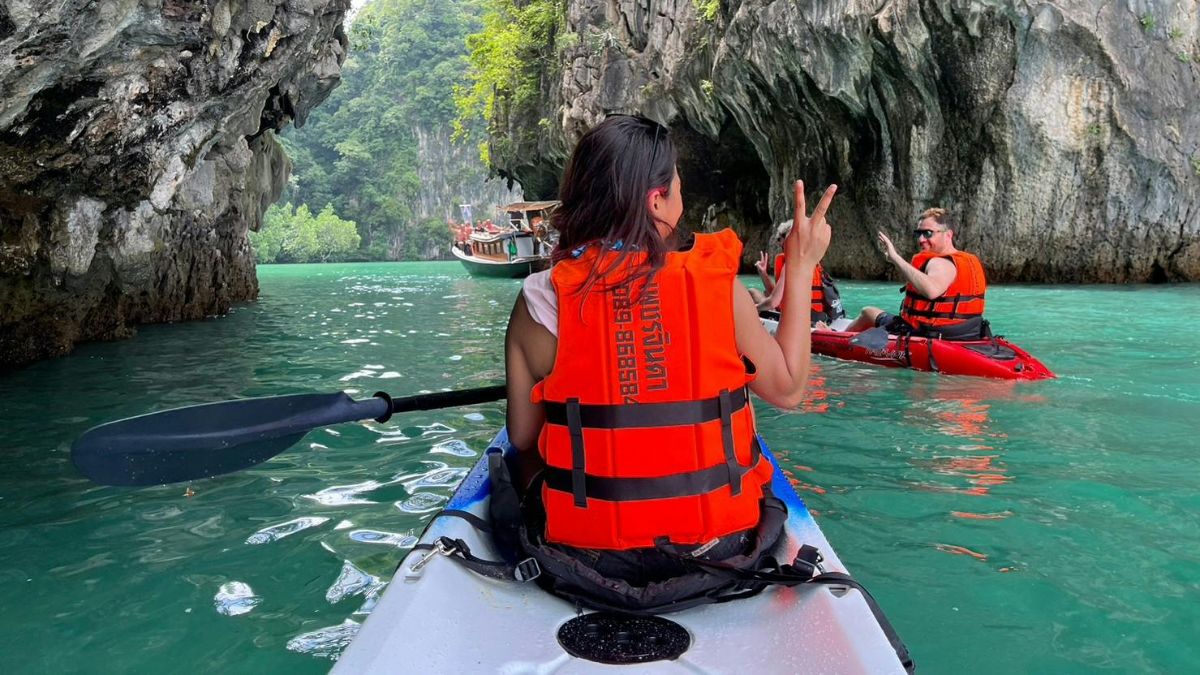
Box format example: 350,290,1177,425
551,115,678,295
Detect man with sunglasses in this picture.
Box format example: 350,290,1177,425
844,207,988,340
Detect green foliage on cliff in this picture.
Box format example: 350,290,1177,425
279,0,483,260
250,203,362,263
454,0,566,163
692,0,720,22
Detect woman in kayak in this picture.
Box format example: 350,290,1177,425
502,114,836,609
749,219,846,326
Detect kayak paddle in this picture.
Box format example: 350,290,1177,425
849,327,891,351
71,385,507,487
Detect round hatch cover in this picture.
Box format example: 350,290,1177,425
557,612,691,664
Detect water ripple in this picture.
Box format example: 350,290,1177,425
285,619,360,660
214,581,260,616
326,560,384,604
245,516,331,545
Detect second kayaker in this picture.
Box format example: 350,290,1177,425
750,220,846,326
844,207,989,340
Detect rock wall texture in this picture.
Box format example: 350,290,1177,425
490,0,1200,283
412,125,522,226
0,0,350,369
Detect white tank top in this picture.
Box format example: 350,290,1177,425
521,270,558,336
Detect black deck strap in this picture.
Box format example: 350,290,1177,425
672,549,914,673
567,398,587,507
543,388,748,429
434,509,493,533
809,571,915,673
542,438,763,502
718,389,741,496
420,536,541,583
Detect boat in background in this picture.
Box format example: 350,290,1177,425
451,201,558,278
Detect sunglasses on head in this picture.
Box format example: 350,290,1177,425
913,228,943,239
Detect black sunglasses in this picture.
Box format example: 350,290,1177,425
913,228,943,239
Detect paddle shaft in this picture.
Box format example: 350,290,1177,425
73,384,510,486
384,385,508,416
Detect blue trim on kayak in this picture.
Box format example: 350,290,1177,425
443,428,812,523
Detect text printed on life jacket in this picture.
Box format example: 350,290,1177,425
613,283,671,403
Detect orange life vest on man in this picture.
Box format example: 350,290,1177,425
773,254,838,321
900,251,987,328
532,229,774,551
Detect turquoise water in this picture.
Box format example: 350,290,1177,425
1,262,1197,673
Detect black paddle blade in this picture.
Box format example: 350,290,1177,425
849,327,891,351
72,392,389,486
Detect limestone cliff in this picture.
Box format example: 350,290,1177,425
412,125,521,230
489,0,1200,283
0,0,350,369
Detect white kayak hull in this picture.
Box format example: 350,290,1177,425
334,430,908,673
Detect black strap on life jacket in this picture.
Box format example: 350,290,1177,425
901,290,986,320
544,387,753,507
543,387,749,428
541,437,764,502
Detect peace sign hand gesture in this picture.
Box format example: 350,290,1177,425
755,251,770,275
784,180,836,268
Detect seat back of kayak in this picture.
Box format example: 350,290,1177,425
333,430,908,673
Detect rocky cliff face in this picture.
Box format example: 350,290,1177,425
491,0,1200,283
413,125,521,227
0,0,350,369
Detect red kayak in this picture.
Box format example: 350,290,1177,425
761,315,1054,381
810,329,1054,380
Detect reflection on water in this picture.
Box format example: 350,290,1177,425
285,619,361,661
245,516,332,544
904,378,1025,501
325,560,384,604
214,581,261,616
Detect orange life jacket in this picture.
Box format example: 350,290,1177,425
532,229,774,550
773,254,837,320
900,251,987,328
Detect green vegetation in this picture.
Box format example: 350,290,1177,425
692,0,720,22
250,203,361,263
1178,51,1192,63
454,0,566,162
279,0,486,261
700,79,715,98
1168,26,1184,40
1140,13,1157,32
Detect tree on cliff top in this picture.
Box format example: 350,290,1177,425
454,0,565,164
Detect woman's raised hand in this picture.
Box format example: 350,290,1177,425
755,251,770,274
785,180,836,267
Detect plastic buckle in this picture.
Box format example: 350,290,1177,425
514,557,541,582
795,544,824,572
